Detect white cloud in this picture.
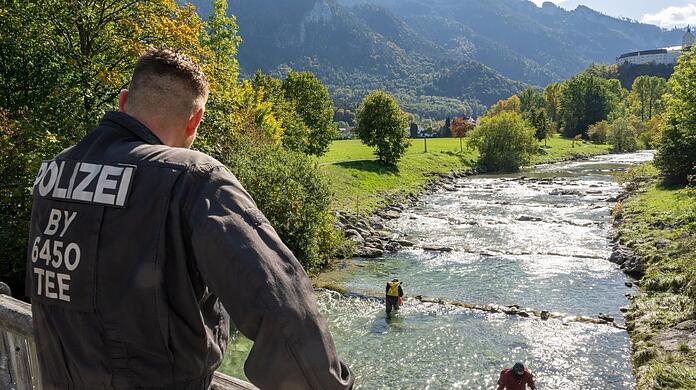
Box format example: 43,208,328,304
642,4,696,28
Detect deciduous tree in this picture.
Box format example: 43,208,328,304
559,73,614,138
468,112,537,172
283,71,336,156
655,50,696,184
451,116,474,152
355,91,410,165
630,76,668,121
487,95,521,117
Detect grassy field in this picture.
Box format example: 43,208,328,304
320,135,611,213
617,165,696,389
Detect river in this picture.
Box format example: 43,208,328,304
222,151,654,389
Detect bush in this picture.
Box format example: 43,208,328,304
608,117,639,153
221,143,345,273
355,90,410,165
468,111,537,172
588,121,609,144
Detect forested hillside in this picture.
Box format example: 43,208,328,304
191,0,685,119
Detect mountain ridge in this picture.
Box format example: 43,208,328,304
190,0,686,118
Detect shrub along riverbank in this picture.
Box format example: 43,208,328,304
320,135,610,213
615,164,696,389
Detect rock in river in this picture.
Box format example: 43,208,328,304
422,245,454,252
358,247,384,258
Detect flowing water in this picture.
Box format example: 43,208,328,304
222,152,654,389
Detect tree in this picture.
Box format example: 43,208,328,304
655,50,696,184
468,112,537,172
608,118,638,153
282,71,336,156
440,117,452,137
543,83,562,124
409,123,419,138
517,87,543,113
487,95,521,117
630,76,669,121
583,63,619,79
588,121,609,144
252,71,311,151
355,91,410,165
559,73,615,138
451,116,474,152
525,107,551,145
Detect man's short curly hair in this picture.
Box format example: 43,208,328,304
127,47,209,119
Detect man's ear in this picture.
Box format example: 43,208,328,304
118,90,129,112
186,107,205,138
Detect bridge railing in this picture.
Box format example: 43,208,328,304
0,293,256,390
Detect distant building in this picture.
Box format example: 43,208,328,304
616,26,693,66
339,127,354,139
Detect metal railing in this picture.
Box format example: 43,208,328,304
0,293,255,390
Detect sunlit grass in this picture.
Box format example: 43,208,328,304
320,135,610,213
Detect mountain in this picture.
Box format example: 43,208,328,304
190,0,685,119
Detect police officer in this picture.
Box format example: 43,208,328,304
26,47,353,389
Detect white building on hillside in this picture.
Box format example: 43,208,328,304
617,26,693,66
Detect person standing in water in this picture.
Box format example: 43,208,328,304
385,278,404,314
497,362,536,390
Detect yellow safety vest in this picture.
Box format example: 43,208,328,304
387,282,400,297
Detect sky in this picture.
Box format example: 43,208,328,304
530,0,696,28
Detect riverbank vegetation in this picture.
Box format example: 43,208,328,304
614,48,696,389
617,165,696,389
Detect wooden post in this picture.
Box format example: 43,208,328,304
424,137,428,153
0,333,13,389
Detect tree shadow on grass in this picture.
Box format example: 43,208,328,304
336,160,400,175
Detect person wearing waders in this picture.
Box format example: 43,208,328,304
26,47,353,390
497,362,536,390
385,278,404,314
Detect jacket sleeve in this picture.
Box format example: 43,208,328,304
398,286,403,297
497,370,506,387
187,166,353,390
527,372,536,389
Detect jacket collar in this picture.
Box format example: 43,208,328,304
101,111,164,145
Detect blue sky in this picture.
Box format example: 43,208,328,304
530,1,696,28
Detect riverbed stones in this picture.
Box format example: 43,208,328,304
620,255,645,278
654,320,696,352
609,246,631,265
385,242,401,252
396,239,415,247
344,229,362,239
517,215,543,222
422,245,454,252
551,188,582,196
598,313,615,323
358,247,384,258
